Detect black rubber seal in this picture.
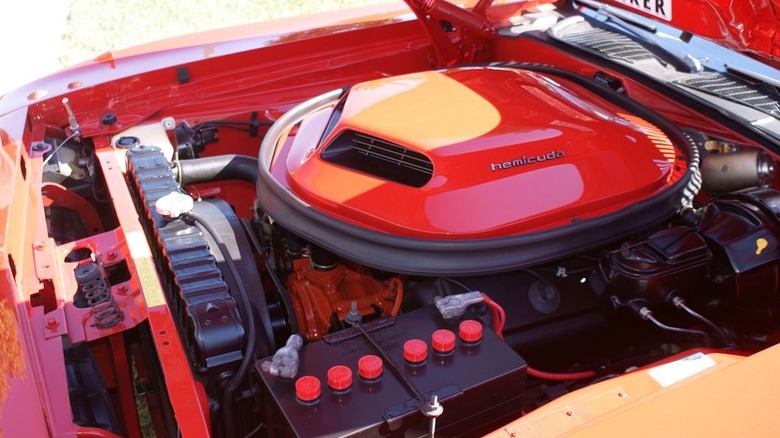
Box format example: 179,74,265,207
256,65,698,276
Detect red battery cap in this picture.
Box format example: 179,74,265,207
431,329,456,353
459,320,483,343
403,339,428,363
295,375,321,402
327,365,353,391
358,355,383,380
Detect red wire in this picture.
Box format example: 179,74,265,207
526,367,597,381
481,293,596,381
389,277,404,316
482,293,506,339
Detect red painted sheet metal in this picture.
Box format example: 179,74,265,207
602,0,780,63
0,3,427,119
281,67,684,238
486,347,780,437
94,142,210,438
0,108,73,437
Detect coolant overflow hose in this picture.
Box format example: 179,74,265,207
176,154,258,185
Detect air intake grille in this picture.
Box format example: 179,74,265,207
675,73,780,117
322,131,433,187
559,28,655,63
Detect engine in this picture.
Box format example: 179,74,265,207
256,65,701,275
117,65,779,436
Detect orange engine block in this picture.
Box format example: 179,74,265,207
286,258,402,341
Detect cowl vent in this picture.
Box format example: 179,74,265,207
321,130,433,187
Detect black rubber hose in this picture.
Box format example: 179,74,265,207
186,207,257,438
177,154,258,185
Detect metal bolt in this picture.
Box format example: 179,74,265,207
162,117,176,130
46,318,59,329
117,284,128,294
345,300,362,327
423,395,444,438
106,251,118,261
34,241,46,250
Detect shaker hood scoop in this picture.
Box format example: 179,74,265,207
256,65,700,275
274,67,686,238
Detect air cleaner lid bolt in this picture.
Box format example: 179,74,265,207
358,355,383,380
295,376,321,403
459,320,483,343
155,192,194,220
403,339,428,364
431,329,456,354
327,365,353,391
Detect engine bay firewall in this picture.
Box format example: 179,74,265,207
256,65,700,275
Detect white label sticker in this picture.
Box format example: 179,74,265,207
613,0,672,21
647,352,716,387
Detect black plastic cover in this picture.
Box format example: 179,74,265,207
608,226,712,304
126,146,244,379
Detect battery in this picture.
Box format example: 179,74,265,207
257,305,527,437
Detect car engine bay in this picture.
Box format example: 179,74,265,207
12,0,780,436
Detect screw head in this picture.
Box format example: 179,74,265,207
161,117,176,130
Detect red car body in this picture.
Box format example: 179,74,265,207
1,1,779,437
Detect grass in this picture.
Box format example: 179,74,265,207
60,0,397,67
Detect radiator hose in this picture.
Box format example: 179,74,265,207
176,154,258,185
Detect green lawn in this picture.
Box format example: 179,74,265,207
60,0,396,66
